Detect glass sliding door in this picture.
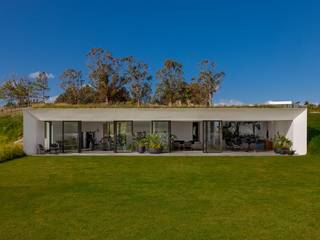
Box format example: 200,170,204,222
152,121,170,152
203,121,222,152
63,121,80,153
133,121,151,139
52,121,62,151
102,122,114,151
115,121,133,152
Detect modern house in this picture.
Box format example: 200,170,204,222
23,107,307,155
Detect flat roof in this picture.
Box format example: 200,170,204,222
25,107,307,122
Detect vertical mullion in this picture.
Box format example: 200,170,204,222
62,121,64,153
202,121,206,153
168,121,171,153
114,121,117,153
49,122,52,146
220,121,223,152
78,121,82,153
131,121,134,152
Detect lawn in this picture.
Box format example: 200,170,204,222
1,155,320,240
0,112,320,239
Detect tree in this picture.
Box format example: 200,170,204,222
187,82,207,105
60,69,84,104
86,48,130,103
0,75,34,107
78,85,96,104
195,60,225,106
123,56,152,106
55,84,96,104
34,72,49,103
155,60,185,105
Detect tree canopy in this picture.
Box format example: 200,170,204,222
0,48,225,107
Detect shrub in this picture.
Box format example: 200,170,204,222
273,133,293,149
145,134,163,149
0,143,25,163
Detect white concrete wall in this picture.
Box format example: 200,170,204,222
292,109,307,155
23,111,44,155
269,121,293,140
29,107,306,122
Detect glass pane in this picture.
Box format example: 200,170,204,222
102,122,114,151
116,122,133,152
52,121,62,149
206,121,222,152
63,122,79,152
133,121,151,139
152,121,169,152
44,121,51,149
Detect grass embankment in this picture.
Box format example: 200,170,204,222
307,112,320,155
31,102,303,109
0,112,25,162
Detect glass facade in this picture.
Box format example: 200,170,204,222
63,121,80,153
152,121,170,152
115,121,133,152
101,122,114,151
204,121,222,152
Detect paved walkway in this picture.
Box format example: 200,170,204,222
37,151,279,157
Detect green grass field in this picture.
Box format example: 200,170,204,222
0,113,320,239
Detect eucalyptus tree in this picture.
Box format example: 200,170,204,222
195,60,225,106
60,69,84,104
0,75,34,106
155,60,185,105
34,71,50,103
124,56,152,106
86,48,130,103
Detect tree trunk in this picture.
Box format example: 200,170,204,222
210,93,214,106
206,93,212,106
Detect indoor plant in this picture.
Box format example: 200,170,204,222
136,138,147,153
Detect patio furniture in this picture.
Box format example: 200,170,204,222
191,141,202,150
173,140,184,150
50,143,60,154
183,141,192,150
37,144,49,154
255,139,266,151
225,139,241,151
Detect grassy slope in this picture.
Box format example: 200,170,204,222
0,112,23,143
0,113,319,240
308,113,320,154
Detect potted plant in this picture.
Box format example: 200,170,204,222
273,133,294,155
145,134,163,154
136,138,147,153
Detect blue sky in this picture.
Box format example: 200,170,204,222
0,0,319,104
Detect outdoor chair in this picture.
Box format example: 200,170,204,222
191,141,202,150
225,139,241,151
49,143,60,154
173,140,184,150
37,144,49,154
183,141,192,150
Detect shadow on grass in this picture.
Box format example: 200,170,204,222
0,155,25,164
